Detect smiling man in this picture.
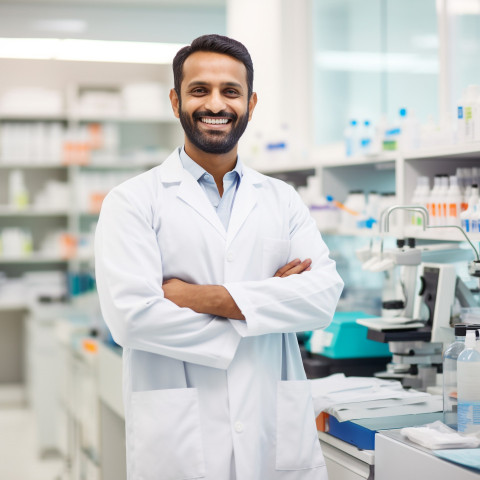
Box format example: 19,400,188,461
95,35,343,480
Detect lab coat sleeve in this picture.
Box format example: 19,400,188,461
224,185,344,337
95,185,241,370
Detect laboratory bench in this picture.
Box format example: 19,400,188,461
320,424,480,480
16,304,480,480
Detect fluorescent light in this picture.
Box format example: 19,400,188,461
0,37,185,64
0,38,59,59
447,0,480,15
32,19,88,34
316,51,438,74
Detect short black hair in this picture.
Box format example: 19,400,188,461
173,34,254,98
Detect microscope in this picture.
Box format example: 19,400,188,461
357,205,480,390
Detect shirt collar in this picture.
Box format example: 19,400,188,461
179,146,243,181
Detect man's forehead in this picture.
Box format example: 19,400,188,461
182,51,247,81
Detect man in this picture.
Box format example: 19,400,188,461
95,34,343,480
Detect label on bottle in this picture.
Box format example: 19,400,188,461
449,203,457,218
458,401,480,433
458,106,464,119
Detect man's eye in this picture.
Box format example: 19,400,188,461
225,89,240,96
191,88,206,95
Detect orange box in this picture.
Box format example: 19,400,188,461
316,412,329,432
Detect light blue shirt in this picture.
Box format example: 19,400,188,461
179,147,242,230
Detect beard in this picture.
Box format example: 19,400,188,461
178,100,249,155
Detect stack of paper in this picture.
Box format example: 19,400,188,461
310,373,442,422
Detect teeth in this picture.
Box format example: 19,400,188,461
201,118,229,125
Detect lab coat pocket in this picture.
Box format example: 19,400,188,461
131,388,206,480
275,380,325,471
262,237,290,277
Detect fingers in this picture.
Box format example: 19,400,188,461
274,258,312,278
274,258,302,277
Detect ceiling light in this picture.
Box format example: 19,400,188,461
0,37,185,64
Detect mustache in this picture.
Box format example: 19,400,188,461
192,110,237,121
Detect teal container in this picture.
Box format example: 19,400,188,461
305,311,392,359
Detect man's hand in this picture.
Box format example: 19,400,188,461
163,278,245,320
274,258,312,278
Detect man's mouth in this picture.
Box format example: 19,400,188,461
200,117,231,125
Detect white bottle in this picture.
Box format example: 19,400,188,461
411,176,430,227
8,170,29,210
464,85,480,143
359,120,374,155
471,201,480,233
437,175,450,226
345,120,359,157
456,88,468,145
398,108,420,151
427,175,442,226
461,184,479,232
457,329,480,433
447,176,463,226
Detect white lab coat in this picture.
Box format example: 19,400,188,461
95,148,344,480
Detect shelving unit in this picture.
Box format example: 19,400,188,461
0,58,183,278
257,145,480,245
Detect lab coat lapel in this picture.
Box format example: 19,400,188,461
226,167,263,248
159,150,226,239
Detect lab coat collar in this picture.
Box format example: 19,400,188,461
159,149,265,245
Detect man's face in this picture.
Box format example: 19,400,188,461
170,51,257,155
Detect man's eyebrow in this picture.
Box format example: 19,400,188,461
186,81,244,89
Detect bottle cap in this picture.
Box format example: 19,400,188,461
465,329,478,348
454,324,467,336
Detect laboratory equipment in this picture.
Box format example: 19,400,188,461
443,324,466,429
357,204,480,389
457,329,480,434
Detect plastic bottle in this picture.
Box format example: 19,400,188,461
398,108,420,151
437,175,450,226
471,201,480,233
341,190,365,231
345,120,359,157
447,176,463,227
8,170,29,209
443,324,467,428
464,85,480,143
427,175,442,226
411,176,430,227
461,183,479,232
359,120,374,155
456,88,467,145
457,329,480,433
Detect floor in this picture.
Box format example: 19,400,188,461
0,406,65,480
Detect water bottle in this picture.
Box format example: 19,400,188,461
457,328,480,433
344,119,359,157
443,324,466,428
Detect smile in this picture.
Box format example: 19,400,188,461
200,117,231,125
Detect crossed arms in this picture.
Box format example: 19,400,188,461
162,258,312,320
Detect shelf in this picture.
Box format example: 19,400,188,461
0,207,70,217
0,112,67,121
0,255,68,264
71,114,177,123
319,153,397,168
403,144,480,160
256,160,318,174
0,163,67,169
322,226,480,243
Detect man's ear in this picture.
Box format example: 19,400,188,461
248,92,258,121
169,88,180,118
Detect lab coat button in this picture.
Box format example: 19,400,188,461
226,251,234,262
234,421,244,433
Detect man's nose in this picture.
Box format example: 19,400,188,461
205,90,226,113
